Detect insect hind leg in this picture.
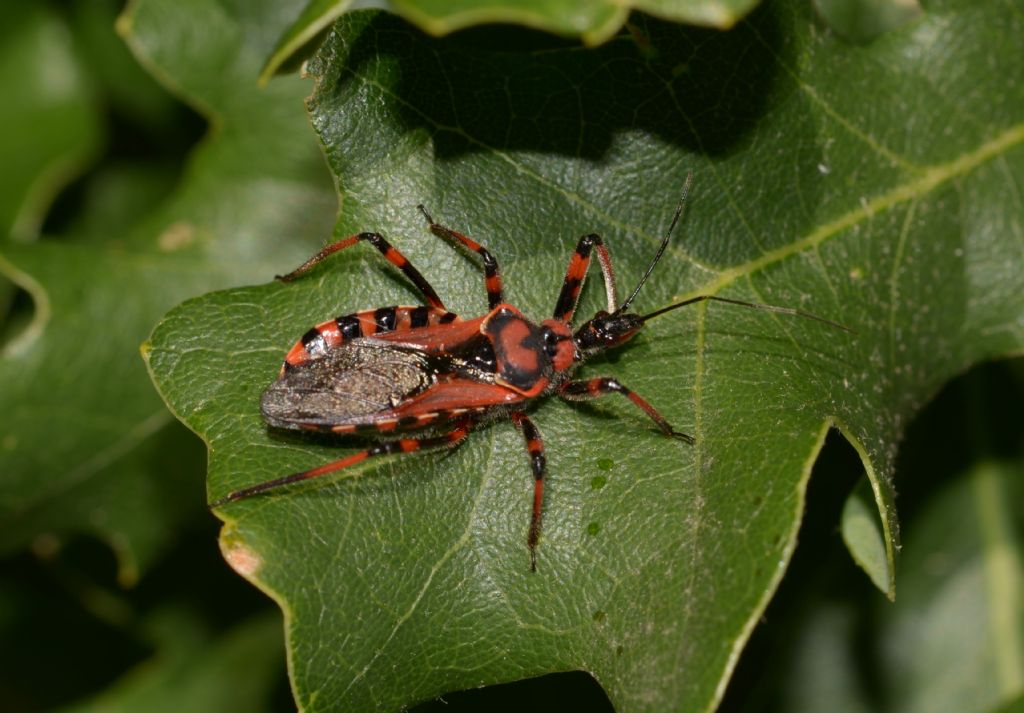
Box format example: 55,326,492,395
511,411,546,572
418,205,504,310
277,232,446,311
211,420,473,507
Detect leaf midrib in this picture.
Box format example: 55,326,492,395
679,122,1024,302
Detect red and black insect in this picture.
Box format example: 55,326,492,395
213,177,848,570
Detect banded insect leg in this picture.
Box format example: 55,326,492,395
418,205,504,310
511,411,547,572
560,377,694,443
278,232,446,311
552,234,618,323
211,420,473,506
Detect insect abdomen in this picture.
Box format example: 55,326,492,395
284,306,460,369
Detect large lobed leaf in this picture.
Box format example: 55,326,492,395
259,0,762,82
146,1,1024,711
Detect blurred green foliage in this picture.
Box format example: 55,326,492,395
0,1,1021,712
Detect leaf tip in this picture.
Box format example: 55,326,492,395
832,422,900,600
113,5,134,39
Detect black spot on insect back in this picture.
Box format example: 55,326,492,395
336,315,362,340
443,332,498,375
409,306,430,328
374,307,397,332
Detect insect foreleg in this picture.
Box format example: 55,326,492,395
552,234,618,323
560,377,694,443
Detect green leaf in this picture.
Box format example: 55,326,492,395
0,3,101,241
0,0,335,580
67,0,185,132
813,0,923,44
841,476,891,598
993,692,1024,713
891,458,1024,712
147,1,1024,711
259,0,761,81
776,455,1024,713
60,163,181,242
260,0,354,85
58,611,286,713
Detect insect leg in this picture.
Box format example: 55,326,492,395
210,420,473,507
418,205,504,310
511,411,546,572
277,232,446,311
552,234,618,323
560,377,694,444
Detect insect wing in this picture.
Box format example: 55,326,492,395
261,341,435,429
372,315,484,353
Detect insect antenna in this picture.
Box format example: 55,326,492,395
614,172,852,334
640,294,854,333
616,171,694,315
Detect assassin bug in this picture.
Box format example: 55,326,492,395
213,176,849,570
